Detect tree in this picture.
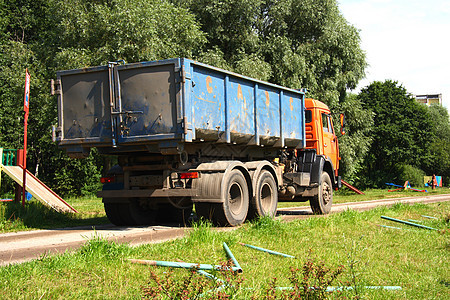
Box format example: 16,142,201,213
0,0,207,197
174,0,367,105
421,105,450,185
357,80,433,187
334,93,373,184
50,0,206,69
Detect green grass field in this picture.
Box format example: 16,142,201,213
0,196,108,232
0,201,448,299
1,188,449,232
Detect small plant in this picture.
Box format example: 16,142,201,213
343,236,367,299
260,253,345,299
79,236,130,260
142,260,244,299
286,258,345,299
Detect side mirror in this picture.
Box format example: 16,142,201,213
340,113,346,135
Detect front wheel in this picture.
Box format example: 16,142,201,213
310,172,333,214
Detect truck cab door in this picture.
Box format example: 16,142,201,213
321,113,339,172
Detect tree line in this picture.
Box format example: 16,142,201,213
0,0,448,197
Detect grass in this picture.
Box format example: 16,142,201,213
278,187,450,208
1,187,449,232
0,202,448,299
0,197,108,232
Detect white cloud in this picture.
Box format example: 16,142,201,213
339,0,450,108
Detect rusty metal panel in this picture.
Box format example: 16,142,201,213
117,63,179,141
256,86,280,138
228,78,255,135
191,66,225,138
55,58,305,154
188,60,305,148
59,66,111,142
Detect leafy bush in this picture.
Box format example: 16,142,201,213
397,164,426,188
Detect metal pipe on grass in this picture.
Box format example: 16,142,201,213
381,216,438,231
239,242,295,258
421,215,438,220
223,242,242,273
378,224,404,230
276,286,402,291
129,259,242,273
176,259,225,284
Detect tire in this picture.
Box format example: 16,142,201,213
104,202,131,226
104,199,156,226
215,169,249,226
310,172,333,214
128,199,157,225
157,203,193,226
195,202,216,222
248,170,278,219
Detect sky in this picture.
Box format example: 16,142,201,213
338,0,450,109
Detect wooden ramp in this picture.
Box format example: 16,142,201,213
1,166,77,213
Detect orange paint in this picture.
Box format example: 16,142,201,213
206,76,213,93
237,84,243,100
265,91,270,107
289,97,294,111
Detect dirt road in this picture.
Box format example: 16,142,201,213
1,194,448,266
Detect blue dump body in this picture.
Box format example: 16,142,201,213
56,58,305,154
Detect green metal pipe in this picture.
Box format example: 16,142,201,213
223,242,243,272
276,286,402,291
128,259,242,273
421,215,438,220
197,270,225,283
177,259,225,283
239,242,295,258
378,224,404,230
407,219,421,223
381,216,438,231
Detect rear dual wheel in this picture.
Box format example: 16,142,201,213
248,170,278,219
197,169,249,227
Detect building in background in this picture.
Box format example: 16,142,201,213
415,94,442,106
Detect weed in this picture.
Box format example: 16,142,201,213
142,260,244,299
78,236,130,260
343,236,367,298
259,253,346,299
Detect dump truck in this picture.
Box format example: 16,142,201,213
51,58,343,226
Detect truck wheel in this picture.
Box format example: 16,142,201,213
157,203,193,226
310,172,333,214
215,169,249,226
195,203,216,222
104,199,156,226
248,170,278,219
104,202,131,226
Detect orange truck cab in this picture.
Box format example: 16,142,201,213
305,98,341,178
280,97,343,215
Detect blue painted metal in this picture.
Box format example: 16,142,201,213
56,58,306,154
128,258,242,272
378,224,404,230
381,216,438,231
421,215,438,220
239,242,295,258
223,242,243,272
277,286,402,291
